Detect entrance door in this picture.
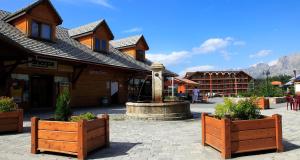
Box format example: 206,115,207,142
31,75,54,109
110,81,119,104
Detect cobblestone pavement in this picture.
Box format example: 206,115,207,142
1,98,300,160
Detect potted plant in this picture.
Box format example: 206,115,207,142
202,98,283,159
0,96,23,133
31,90,109,160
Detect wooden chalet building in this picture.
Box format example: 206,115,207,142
0,0,176,110
184,71,253,96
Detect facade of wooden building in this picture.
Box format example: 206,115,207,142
184,71,253,96
0,0,176,111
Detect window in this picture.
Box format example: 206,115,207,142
41,24,51,40
95,38,101,51
31,21,39,38
101,40,107,50
136,50,145,61
31,20,52,40
94,38,107,51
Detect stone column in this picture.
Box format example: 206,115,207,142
151,62,165,102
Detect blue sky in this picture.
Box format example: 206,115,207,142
2,0,300,75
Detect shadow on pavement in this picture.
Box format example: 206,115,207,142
88,142,142,159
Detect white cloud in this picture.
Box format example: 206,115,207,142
192,37,233,54
268,59,278,66
179,65,215,76
249,50,272,58
88,0,114,8
146,37,244,67
146,51,189,66
60,0,115,9
123,27,143,33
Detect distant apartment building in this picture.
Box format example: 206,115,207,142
184,71,253,96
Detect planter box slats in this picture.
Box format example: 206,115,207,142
0,123,18,132
0,117,19,125
38,121,78,132
38,139,78,153
202,113,283,159
32,114,109,160
206,133,223,151
231,119,275,131
206,126,223,140
0,109,23,133
0,111,20,118
206,116,223,126
38,130,78,142
87,127,105,140
87,135,105,152
231,128,276,141
86,119,105,131
231,137,276,153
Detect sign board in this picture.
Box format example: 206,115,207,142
28,58,57,69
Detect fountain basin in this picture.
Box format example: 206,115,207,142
126,101,192,120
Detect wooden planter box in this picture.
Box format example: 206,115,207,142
31,114,109,160
256,98,270,109
202,113,283,159
0,109,23,133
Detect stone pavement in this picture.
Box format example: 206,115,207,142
1,98,300,160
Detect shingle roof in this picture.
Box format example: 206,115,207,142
3,0,63,24
0,10,177,76
0,10,10,19
110,35,149,50
175,78,199,85
68,20,105,38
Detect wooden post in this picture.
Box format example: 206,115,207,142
18,109,23,133
201,113,207,146
78,120,87,160
222,118,231,159
31,117,39,154
273,114,283,152
102,114,110,147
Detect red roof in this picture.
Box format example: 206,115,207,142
271,81,282,86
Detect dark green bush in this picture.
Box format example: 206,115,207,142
232,98,261,120
70,112,97,122
214,98,261,120
54,89,72,121
0,97,17,112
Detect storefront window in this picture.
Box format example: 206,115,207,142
10,74,29,104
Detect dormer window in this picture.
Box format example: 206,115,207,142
31,20,52,40
95,38,107,51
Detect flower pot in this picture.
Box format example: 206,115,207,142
31,114,109,160
202,113,283,159
0,109,23,133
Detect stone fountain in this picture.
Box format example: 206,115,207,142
126,62,192,120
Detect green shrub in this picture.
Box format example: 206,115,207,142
215,98,235,119
232,98,261,120
214,97,261,120
54,89,72,121
0,97,17,112
70,112,97,122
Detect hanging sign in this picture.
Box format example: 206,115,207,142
28,58,57,69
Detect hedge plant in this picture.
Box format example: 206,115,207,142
54,89,72,121
70,112,97,122
215,97,261,120
0,97,17,112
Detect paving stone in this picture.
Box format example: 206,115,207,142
0,98,300,159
